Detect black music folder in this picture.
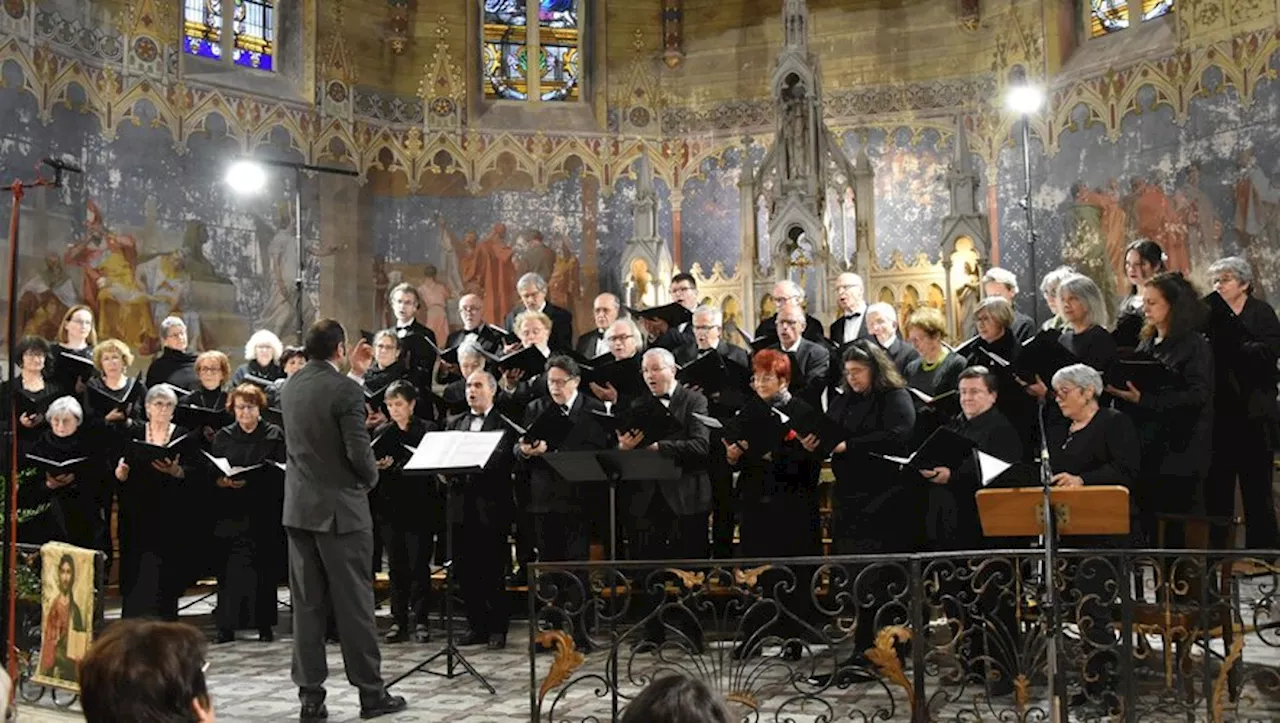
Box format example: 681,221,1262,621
585,354,644,397
1105,354,1175,391
363,383,391,411
737,328,779,353
87,379,137,413
721,400,787,453
871,427,976,472
948,335,981,358
676,351,725,393
57,352,96,382
26,455,91,476
591,396,682,443
908,387,959,410
630,302,693,329
1017,330,1079,384
371,432,416,468
127,433,190,463
544,449,682,483
780,405,850,458
174,403,229,430
360,329,377,346
501,406,574,450
484,346,548,379
483,323,520,347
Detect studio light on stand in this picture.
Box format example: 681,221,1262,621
223,157,358,344
1004,80,1045,321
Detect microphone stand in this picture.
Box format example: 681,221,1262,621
2,158,80,687
1037,397,1063,722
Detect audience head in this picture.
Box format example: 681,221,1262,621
618,674,733,723
1124,239,1166,291
957,366,999,419
545,355,581,406
517,273,548,311
1142,272,1206,341
280,346,306,376
372,330,401,369
93,339,134,377
227,383,267,430
691,305,723,350
776,305,806,347
981,267,1019,302
974,297,1014,342
1051,363,1104,421
465,370,498,413
770,280,805,314
46,396,83,438
304,319,348,364
608,318,643,360
904,307,948,359
641,348,677,395
835,272,865,312
864,302,899,345
388,282,422,324
160,317,188,352
244,330,283,366
516,311,552,350
1208,256,1254,305
593,293,621,332
457,341,487,378
384,379,418,426
195,351,230,391
59,304,97,347
1040,266,1076,317
15,336,50,375
669,273,699,311
79,619,214,723
750,348,791,401
841,339,905,395
458,294,486,329
1057,274,1109,329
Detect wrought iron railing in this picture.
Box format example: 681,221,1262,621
12,542,107,708
528,549,1280,722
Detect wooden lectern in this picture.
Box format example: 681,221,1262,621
976,485,1130,538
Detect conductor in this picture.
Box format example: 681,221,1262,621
281,319,407,721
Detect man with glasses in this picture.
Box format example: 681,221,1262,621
754,280,825,344
144,316,198,392
771,305,830,407
439,293,500,384
576,293,622,359
648,273,700,353
829,272,873,345
504,272,574,352
587,318,645,409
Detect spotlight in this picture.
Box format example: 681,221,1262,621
1005,84,1045,116
225,159,268,194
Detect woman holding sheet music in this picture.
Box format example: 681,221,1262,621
363,330,411,430
178,351,233,589
27,396,106,549
83,339,144,434
1204,257,1280,548
1106,272,1213,545
209,383,287,644
4,337,62,463
903,308,966,444
1114,239,1167,352
965,297,1035,460
114,384,194,621
51,305,96,395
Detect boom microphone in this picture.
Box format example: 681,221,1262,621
42,157,84,174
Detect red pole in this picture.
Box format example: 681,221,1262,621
6,181,23,691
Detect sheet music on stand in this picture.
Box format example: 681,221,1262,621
404,430,506,474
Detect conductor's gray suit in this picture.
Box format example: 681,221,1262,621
281,358,387,707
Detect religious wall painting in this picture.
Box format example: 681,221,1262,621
843,129,951,268
33,543,96,692
680,158,743,277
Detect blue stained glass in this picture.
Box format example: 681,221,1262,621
183,0,222,58
539,0,576,28
233,0,274,71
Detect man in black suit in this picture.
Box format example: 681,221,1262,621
982,267,1036,342
774,305,831,408
388,283,440,389
828,272,874,345
576,293,621,360
755,280,825,344
865,302,921,376
438,293,502,385
679,305,750,559
504,272,574,352
648,273,699,353
447,370,518,649
586,318,645,411
281,320,406,721
441,342,488,416
618,348,712,562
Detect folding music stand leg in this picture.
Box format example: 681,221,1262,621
387,477,494,694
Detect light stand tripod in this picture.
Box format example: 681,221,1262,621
1036,397,1064,721
387,472,494,693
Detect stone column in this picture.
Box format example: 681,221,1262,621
317,174,371,337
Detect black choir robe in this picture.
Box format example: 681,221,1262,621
28,428,108,549
965,332,1035,461
51,344,94,397
391,319,440,390
179,387,229,581
3,377,62,461
231,360,284,387
373,417,439,630
734,395,823,558
1046,407,1141,544
144,347,198,392
209,421,287,631
930,408,1023,550
1112,295,1145,352
826,386,917,551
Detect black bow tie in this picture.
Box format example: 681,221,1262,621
597,329,606,337
655,393,672,401
559,404,571,414
844,312,862,320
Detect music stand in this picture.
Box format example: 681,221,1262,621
976,484,1130,722
388,430,506,694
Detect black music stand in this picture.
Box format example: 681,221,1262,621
389,431,506,694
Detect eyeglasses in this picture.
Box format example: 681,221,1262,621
692,325,720,332
233,404,259,412
771,295,798,304
546,376,576,387
670,285,696,294
1053,386,1080,399
196,366,222,373
374,343,398,351
776,319,801,327
606,334,634,342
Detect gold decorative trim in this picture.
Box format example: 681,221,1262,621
733,564,772,589
866,625,913,712
669,569,705,590
535,630,586,708
1211,634,1244,723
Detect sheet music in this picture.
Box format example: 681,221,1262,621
202,451,264,478
977,451,1013,487
404,430,505,472
692,412,723,429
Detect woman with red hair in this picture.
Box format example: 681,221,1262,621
723,348,824,660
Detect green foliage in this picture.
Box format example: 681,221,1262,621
0,467,54,601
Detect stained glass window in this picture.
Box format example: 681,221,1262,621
1089,0,1129,37
183,0,274,72
1142,0,1174,20
482,0,581,102
184,0,223,60
233,0,275,71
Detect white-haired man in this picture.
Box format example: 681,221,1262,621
828,272,874,345
754,280,826,344
981,267,1036,342
576,293,621,359
504,272,574,352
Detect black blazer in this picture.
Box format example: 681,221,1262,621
1205,295,1280,439
675,343,751,418
1130,331,1214,479
879,337,921,377
826,386,917,549
827,313,874,346
505,303,574,352
392,320,439,386
575,328,610,359
1012,311,1036,343
756,313,826,344
437,327,501,384
930,408,1023,550
620,385,712,519
778,338,831,407
445,409,517,528
517,394,611,514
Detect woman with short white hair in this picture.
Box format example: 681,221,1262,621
231,330,285,386
864,302,920,376
29,396,106,548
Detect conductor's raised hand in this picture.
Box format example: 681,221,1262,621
349,339,375,377
618,429,645,450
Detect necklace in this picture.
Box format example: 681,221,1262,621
920,349,947,372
